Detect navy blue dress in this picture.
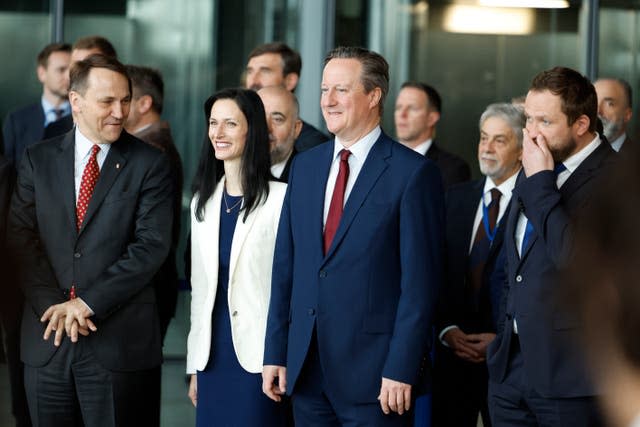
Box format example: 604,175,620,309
196,191,285,427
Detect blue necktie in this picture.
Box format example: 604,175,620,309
520,163,566,254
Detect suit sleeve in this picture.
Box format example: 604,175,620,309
514,170,573,267
382,161,445,383
2,113,17,163
80,152,174,318
9,148,66,315
263,165,295,366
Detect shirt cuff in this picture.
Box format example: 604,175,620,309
438,325,459,347
77,297,95,316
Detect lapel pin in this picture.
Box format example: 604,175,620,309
116,163,120,169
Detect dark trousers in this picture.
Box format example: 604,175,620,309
292,330,413,427
432,345,491,427
488,335,602,427
24,338,160,427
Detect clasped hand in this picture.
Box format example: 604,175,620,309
40,299,97,346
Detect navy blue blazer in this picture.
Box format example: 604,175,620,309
426,142,471,190
264,132,445,404
2,103,45,166
437,178,508,336
487,141,616,398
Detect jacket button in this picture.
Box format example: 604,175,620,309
516,275,523,283
308,309,315,316
232,310,238,317
74,252,81,258
319,270,327,278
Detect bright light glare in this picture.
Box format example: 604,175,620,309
444,5,534,35
479,0,569,8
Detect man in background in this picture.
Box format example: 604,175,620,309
394,81,471,189
245,42,327,152
594,77,634,153
257,85,302,182
2,42,71,166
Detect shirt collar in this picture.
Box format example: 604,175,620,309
412,139,433,156
482,168,519,203
610,132,626,152
75,127,111,158
561,133,601,174
332,126,381,162
41,97,70,115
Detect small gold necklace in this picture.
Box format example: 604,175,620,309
223,189,243,213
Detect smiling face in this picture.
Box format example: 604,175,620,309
478,116,522,185
70,67,131,144
320,58,380,145
208,98,248,164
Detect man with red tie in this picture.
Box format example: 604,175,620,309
8,54,173,426
262,46,444,426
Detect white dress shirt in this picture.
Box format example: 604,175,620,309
323,126,381,227
74,127,111,201
411,139,433,156
270,153,291,180
439,171,519,343
41,97,71,127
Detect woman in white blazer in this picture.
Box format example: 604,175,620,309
187,88,287,426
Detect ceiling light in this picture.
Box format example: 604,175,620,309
479,0,570,8
444,5,534,35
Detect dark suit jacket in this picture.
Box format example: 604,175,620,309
437,178,509,337
264,132,445,403
9,130,174,371
426,142,471,190
294,120,328,152
487,141,615,398
135,121,183,340
43,114,74,140
619,134,635,156
2,103,46,167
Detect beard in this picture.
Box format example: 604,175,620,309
548,137,577,163
600,115,623,141
270,143,293,165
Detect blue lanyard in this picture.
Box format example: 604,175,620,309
481,198,499,243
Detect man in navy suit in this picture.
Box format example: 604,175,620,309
262,46,444,426
487,67,615,426
433,103,523,426
394,82,471,189
2,42,71,166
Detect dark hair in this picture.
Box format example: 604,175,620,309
324,46,389,115
530,66,598,133
248,42,301,77
400,81,442,114
73,35,118,59
69,54,131,96
192,88,271,223
37,42,71,68
126,65,164,114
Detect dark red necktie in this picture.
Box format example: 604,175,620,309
76,145,101,230
323,150,351,254
468,188,501,291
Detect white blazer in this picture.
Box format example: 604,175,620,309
186,179,287,374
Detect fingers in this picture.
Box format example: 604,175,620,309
188,375,197,407
378,388,390,415
69,321,78,343
54,318,65,347
261,366,283,402
278,367,287,394
86,318,97,332
404,387,411,411
379,378,411,415
40,306,55,323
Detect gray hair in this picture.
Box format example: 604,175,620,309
479,103,525,147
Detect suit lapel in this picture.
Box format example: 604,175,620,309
507,170,526,263
199,183,223,289
323,134,390,260
78,134,128,235
55,131,78,236
313,143,335,260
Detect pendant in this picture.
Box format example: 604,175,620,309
226,208,231,213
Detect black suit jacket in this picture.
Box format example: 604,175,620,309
426,142,471,190
9,130,174,371
43,114,74,140
2,103,45,166
294,120,328,152
487,140,616,398
437,178,509,337
619,134,636,156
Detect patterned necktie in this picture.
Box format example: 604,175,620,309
468,188,502,292
76,145,101,230
520,163,566,253
324,149,351,254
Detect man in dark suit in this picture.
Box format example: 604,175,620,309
124,64,183,342
594,77,635,154
9,55,173,426
487,67,615,426
433,103,524,427
2,43,72,166
262,46,444,426
245,42,328,152
394,81,471,189
44,35,119,140
258,85,302,183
